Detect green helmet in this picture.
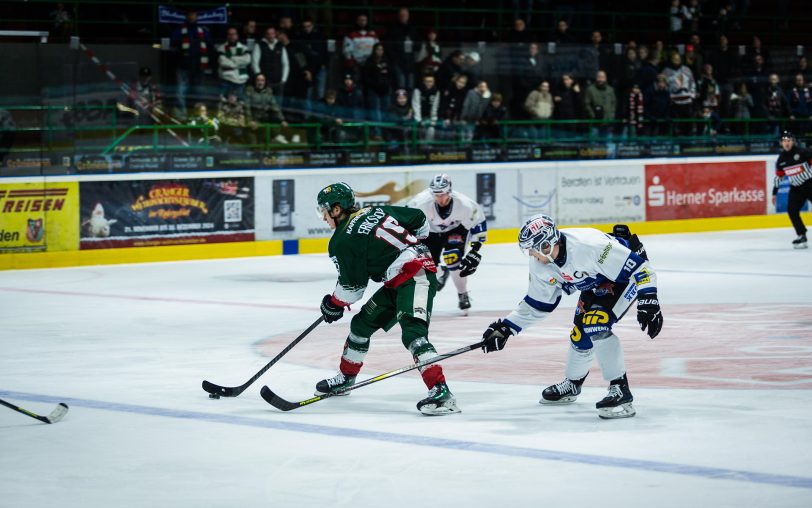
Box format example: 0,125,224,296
317,182,355,212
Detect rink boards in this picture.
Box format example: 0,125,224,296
1,154,809,270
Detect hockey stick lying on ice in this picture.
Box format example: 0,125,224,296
202,316,325,398
0,397,69,424
260,340,486,411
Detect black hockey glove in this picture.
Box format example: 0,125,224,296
320,294,345,323
637,293,663,339
482,319,514,353
459,242,482,277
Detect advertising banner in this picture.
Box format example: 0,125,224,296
556,164,646,225
79,177,254,249
645,161,767,220
0,182,79,252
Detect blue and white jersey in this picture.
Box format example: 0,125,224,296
405,190,487,242
504,227,657,333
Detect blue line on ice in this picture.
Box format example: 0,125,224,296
3,389,811,490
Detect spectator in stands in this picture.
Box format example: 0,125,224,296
728,82,754,134
653,40,667,65
584,70,617,137
524,80,554,138
218,92,247,144
476,93,507,142
553,73,582,136
618,47,641,95
412,73,440,141
638,50,660,94
241,20,258,46
684,44,703,80
297,17,328,105
512,42,545,119
217,27,252,100
252,27,289,100
188,102,220,144
461,80,492,141
684,0,703,34
590,31,614,80
314,89,344,142
127,67,162,124
792,56,811,85
745,54,770,118
363,43,393,140
669,0,689,34
245,74,288,145
764,73,790,137
463,52,482,90
699,105,722,136
336,73,364,121
276,30,308,119
343,14,379,78
49,3,73,42
505,18,534,45
385,7,418,90
644,75,671,136
171,10,213,119
415,28,442,77
663,51,696,135
621,83,645,138
278,15,294,34
697,63,721,112
749,36,772,70
787,74,812,135
439,74,469,140
436,50,466,92
551,19,576,45
708,34,739,113
387,88,414,143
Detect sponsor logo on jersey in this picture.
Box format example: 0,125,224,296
582,310,609,325
548,277,557,285
784,164,805,176
569,326,582,342
623,283,637,302
598,243,612,264
634,269,651,285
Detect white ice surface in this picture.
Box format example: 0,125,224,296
1,227,811,507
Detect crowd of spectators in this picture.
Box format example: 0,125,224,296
140,3,812,146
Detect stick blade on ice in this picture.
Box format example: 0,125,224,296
46,403,69,424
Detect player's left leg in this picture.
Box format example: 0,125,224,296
441,225,472,312
395,269,460,415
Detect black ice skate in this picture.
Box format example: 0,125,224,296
540,374,588,404
416,382,460,415
596,374,636,419
315,372,356,396
458,292,471,313
436,266,450,291
792,234,808,249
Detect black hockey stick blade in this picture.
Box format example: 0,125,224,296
0,398,69,424
260,340,486,412
202,316,324,398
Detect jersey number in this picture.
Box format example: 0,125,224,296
375,216,417,250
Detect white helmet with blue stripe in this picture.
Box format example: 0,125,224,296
518,214,560,260
429,173,452,195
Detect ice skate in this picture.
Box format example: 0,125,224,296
315,372,355,396
540,374,587,404
417,382,460,415
596,374,636,419
436,266,450,291
458,292,471,315
792,234,808,249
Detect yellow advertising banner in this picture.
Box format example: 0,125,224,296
0,182,79,253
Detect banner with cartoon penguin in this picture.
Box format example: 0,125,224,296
79,178,254,249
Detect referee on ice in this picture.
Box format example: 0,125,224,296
773,130,812,248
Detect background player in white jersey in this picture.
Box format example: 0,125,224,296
480,215,663,419
406,174,487,313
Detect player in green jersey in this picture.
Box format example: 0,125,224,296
315,182,460,415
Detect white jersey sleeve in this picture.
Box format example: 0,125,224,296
503,257,563,333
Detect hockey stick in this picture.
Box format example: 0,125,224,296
202,316,325,398
0,397,69,424
260,340,486,411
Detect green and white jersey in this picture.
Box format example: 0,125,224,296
329,205,431,305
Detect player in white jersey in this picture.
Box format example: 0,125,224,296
406,174,488,313
480,215,664,419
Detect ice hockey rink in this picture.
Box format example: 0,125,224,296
1,226,810,508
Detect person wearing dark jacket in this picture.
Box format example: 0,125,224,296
436,51,465,92
439,74,469,141
643,75,671,136
363,43,393,138
296,17,328,104
475,93,507,142
412,74,440,141
337,73,364,122
553,73,582,136
385,7,418,90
